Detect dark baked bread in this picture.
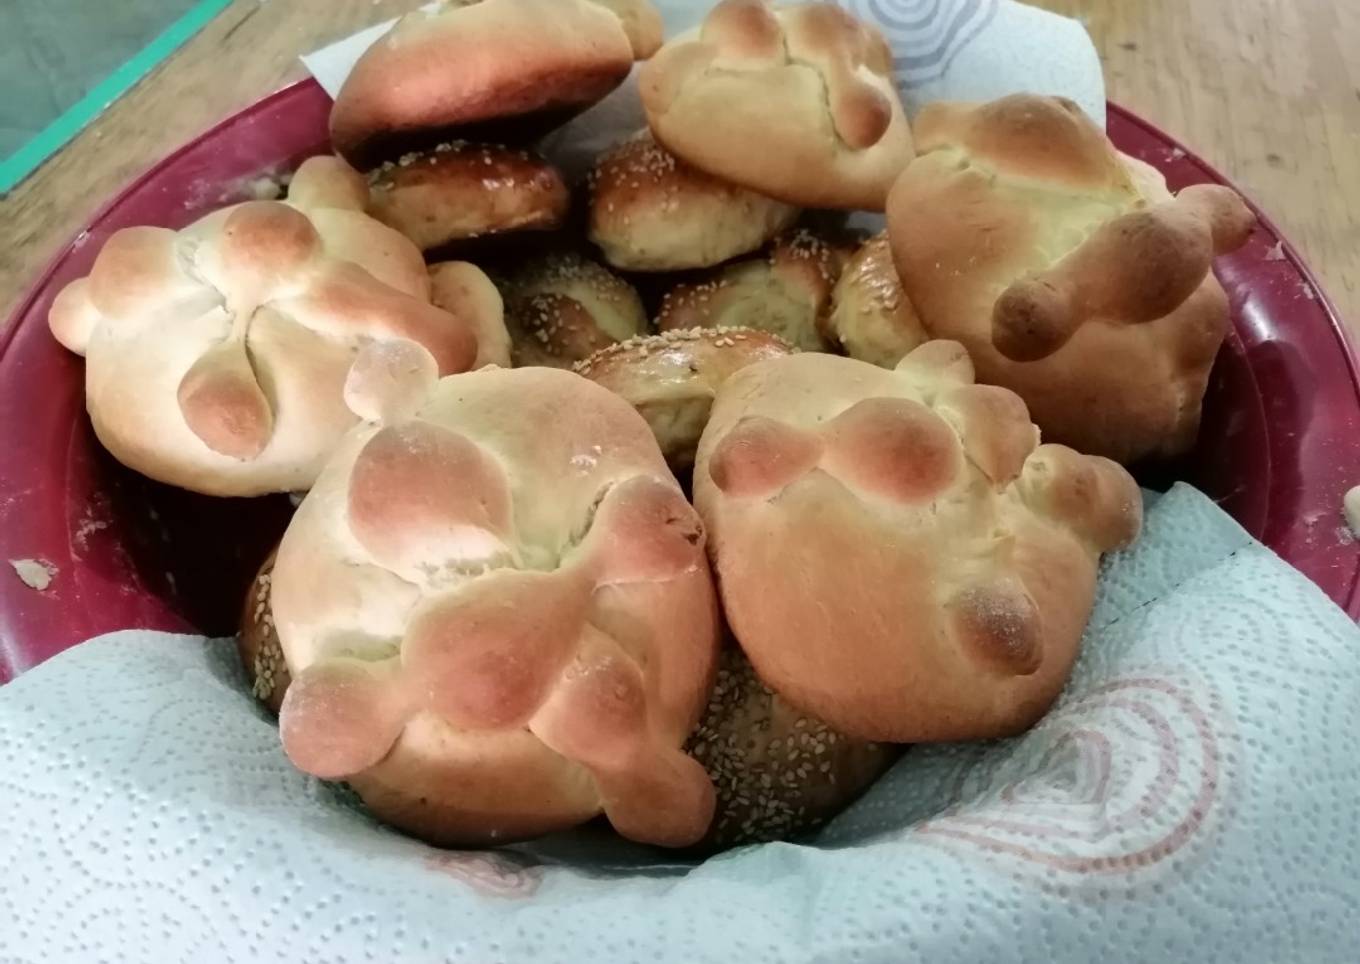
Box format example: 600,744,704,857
238,549,289,714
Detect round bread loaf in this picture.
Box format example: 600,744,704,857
587,130,799,271
886,94,1255,464
331,0,663,166
499,252,647,368
825,232,926,368
238,549,289,715
574,326,794,468
270,365,720,848
693,342,1143,743
686,645,898,850
367,142,569,252
640,0,914,210
47,156,493,497
655,228,857,352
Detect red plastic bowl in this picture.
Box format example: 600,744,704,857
2,82,1358,682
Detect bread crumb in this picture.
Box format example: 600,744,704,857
1264,241,1286,262
10,559,56,592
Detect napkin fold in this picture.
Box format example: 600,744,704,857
3,484,1358,963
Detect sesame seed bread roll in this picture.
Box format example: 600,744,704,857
367,142,570,253
587,130,799,272
238,549,290,715
655,228,858,352
825,231,928,368
686,645,898,850
497,252,647,368
574,326,795,468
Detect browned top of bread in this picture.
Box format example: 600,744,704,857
367,142,569,251
331,0,662,166
887,94,1255,463
640,0,914,210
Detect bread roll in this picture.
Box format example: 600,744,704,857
655,229,856,352
367,142,569,252
693,342,1142,744
270,366,719,848
886,94,1255,463
331,0,662,165
587,130,799,271
574,326,794,468
238,549,289,715
825,232,926,367
640,0,914,210
687,645,898,849
499,252,647,368
47,156,490,497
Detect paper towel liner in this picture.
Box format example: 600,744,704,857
3,484,1358,962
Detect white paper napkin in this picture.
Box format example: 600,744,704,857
3,484,1358,962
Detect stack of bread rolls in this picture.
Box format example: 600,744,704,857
55,0,1256,852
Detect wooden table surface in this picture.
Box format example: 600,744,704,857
2,0,1357,332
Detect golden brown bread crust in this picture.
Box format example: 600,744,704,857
886,94,1255,464
574,326,795,467
686,645,898,849
639,0,914,210
330,0,662,166
366,142,569,252
655,228,858,352
238,549,289,715
271,366,720,848
587,130,800,271
499,252,647,368
693,343,1142,744
824,231,926,367
47,156,486,497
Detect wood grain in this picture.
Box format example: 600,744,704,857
2,0,1356,336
